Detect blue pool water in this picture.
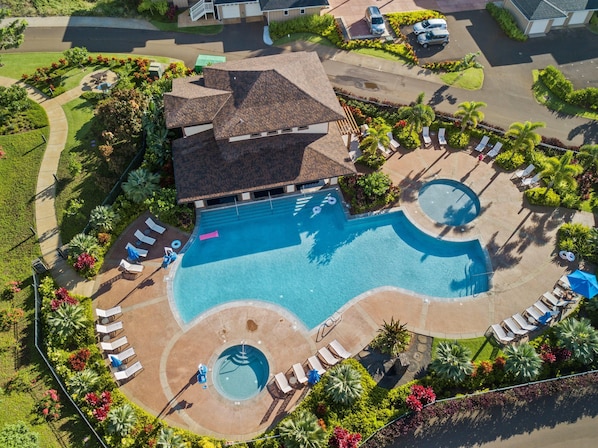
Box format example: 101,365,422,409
172,192,489,329
212,345,269,401
418,179,481,226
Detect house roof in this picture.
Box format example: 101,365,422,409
554,0,598,12
171,124,356,203
258,0,329,11
510,0,566,19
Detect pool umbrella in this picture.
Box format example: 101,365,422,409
109,355,122,368
307,369,320,385
127,245,140,263
566,270,598,298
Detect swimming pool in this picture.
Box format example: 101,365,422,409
172,191,490,329
418,179,481,226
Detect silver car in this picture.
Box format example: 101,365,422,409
365,6,386,36
413,18,448,35
417,29,450,48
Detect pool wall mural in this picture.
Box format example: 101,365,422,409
170,190,491,330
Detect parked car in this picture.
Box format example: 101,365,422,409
365,6,387,36
413,18,448,35
417,29,450,48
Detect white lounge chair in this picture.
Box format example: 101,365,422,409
292,363,308,385
533,300,554,314
378,141,391,157
126,242,147,257
96,321,123,335
486,141,502,158
387,132,400,150
307,356,326,375
490,324,515,344
114,361,143,382
438,128,447,146
422,127,432,146
134,229,156,246
318,347,339,366
119,259,144,274
274,372,292,394
521,173,541,188
514,164,535,179
360,124,369,136
110,347,135,363
557,275,571,290
328,340,351,359
542,292,563,308
503,317,528,337
474,135,490,152
96,306,122,320
525,306,545,324
513,313,538,332
145,217,166,234
100,336,128,352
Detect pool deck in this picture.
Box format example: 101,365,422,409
92,141,595,441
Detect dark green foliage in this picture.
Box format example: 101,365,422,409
538,66,598,112
524,187,561,207
395,127,420,150
447,129,470,149
0,421,39,448
486,3,528,41
495,150,525,171
0,9,27,52
370,317,411,356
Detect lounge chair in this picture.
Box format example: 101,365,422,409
96,321,123,335
525,306,545,324
307,355,326,375
490,324,515,344
521,173,541,188
145,217,166,234
487,142,502,158
502,317,528,337
514,164,535,179
126,242,147,257
513,313,538,332
274,372,292,394
557,275,571,290
360,124,369,136
119,259,144,274
134,229,156,246
387,132,400,150
96,306,122,320
422,127,432,146
110,347,135,363
533,299,554,314
438,128,447,146
100,336,128,352
114,361,143,382
474,135,490,152
318,347,339,366
378,141,391,157
292,363,308,385
542,292,564,308
328,339,351,359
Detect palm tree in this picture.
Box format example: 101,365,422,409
579,144,598,172
46,303,86,344
430,341,473,383
540,151,583,192
505,120,545,155
556,317,598,365
398,92,435,134
89,205,119,233
325,363,363,405
278,410,327,448
359,122,391,157
106,404,137,438
66,369,101,397
454,101,486,133
122,168,160,204
504,343,542,382
371,317,411,357
157,427,186,448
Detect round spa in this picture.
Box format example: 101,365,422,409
418,179,481,226
212,344,269,401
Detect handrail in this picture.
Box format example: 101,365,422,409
234,196,239,217
268,191,273,211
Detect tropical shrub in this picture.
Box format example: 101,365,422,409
504,343,542,382
395,125,420,150
538,66,573,100
447,129,470,149
122,168,161,204
329,426,362,448
486,3,527,41
68,233,101,258
68,348,91,371
429,341,473,384
46,303,87,347
524,187,561,207
405,384,436,412
278,410,327,448
556,317,598,365
557,223,592,257
66,369,101,398
325,364,364,405
37,389,61,421
89,205,119,233
370,317,411,356
84,391,112,422
495,150,525,171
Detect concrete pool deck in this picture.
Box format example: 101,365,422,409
92,143,595,441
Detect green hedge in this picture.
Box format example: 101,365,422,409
538,65,598,112
495,150,525,171
486,3,527,41
525,187,561,207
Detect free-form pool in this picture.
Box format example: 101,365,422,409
212,345,269,401
418,179,481,226
172,191,490,329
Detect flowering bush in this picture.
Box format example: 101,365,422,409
539,343,572,364
74,252,96,273
85,391,112,421
39,389,61,421
50,287,79,311
68,348,91,371
405,384,436,412
3,280,22,299
0,307,25,330
329,426,362,448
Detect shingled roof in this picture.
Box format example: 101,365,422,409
171,124,356,204
258,0,329,11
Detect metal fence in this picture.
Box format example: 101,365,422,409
32,270,109,448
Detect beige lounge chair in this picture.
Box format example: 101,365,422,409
533,299,554,314
308,356,326,375
512,313,537,332
525,306,545,324
490,324,515,344
145,217,166,234
114,361,143,382
96,321,123,335
100,336,128,352
422,126,432,146
274,372,292,394
134,229,156,246
502,317,528,337
96,306,122,320
126,242,147,257
292,363,308,385
329,340,351,359
318,347,339,366
474,135,490,152
119,259,144,274
438,128,447,146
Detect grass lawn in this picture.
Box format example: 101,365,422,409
274,33,335,47
440,67,484,90
432,336,502,362
589,12,598,33
531,70,598,120
353,48,406,61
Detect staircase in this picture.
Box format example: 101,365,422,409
190,0,215,21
